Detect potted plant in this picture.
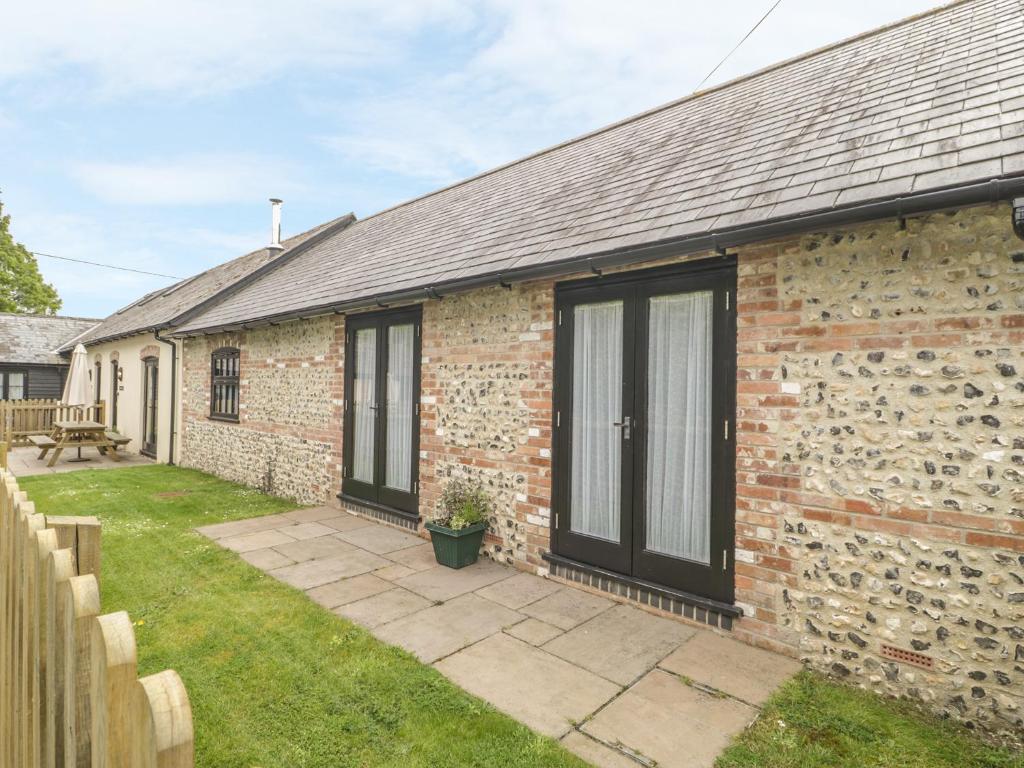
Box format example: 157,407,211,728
425,479,491,569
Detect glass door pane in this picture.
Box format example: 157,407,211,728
352,327,377,484
645,291,713,563
385,324,414,491
570,300,623,542
7,373,24,400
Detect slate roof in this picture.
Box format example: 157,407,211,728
178,0,1024,334
0,314,100,365
74,215,354,348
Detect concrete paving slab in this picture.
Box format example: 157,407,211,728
219,528,297,553
272,536,357,563
335,587,433,628
336,525,424,554
374,593,523,663
521,588,614,631
435,633,620,738
318,514,374,532
373,563,417,581
658,630,802,706
475,572,563,610
276,521,337,541
269,550,390,589
505,618,565,646
383,542,439,571
283,506,343,523
560,731,641,768
543,604,696,686
307,573,393,609
395,559,514,602
584,670,757,768
197,514,292,540
240,548,295,571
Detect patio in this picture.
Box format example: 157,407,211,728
5,444,154,476
199,506,802,768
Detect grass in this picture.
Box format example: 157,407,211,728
21,465,585,768
21,466,1022,768
717,670,1024,768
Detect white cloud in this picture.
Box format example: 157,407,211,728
316,0,940,182
0,0,475,98
71,154,303,205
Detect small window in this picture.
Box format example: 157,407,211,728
210,347,240,421
4,372,25,400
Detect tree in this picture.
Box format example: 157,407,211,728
0,196,61,315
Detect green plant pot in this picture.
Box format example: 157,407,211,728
425,520,487,569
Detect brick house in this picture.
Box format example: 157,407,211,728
167,0,1024,739
65,213,353,462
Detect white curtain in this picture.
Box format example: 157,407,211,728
645,291,712,563
385,324,414,491
353,328,377,483
570,300,623,542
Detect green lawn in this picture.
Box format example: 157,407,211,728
20,466,1023,768
21,465,585,768
717,669,1024,768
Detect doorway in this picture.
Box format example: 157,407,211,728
552,259,736,604
141,356,158,457
341,307,422,516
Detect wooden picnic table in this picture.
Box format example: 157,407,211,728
31,420,123,468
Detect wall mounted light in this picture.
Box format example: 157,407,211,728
1014,197,1024,241
117,366,124,382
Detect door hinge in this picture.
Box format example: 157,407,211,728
724,419,729,440
555,512,559,528
342,465,347,478
415,403,420,416
558,310,563,326
414,481,419,493
556,410,561,428
726,291,730,311
723,549,728,571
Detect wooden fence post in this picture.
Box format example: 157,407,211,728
46,548,75,768
34,528,59,767
46,516,102,584
90,611,137,768
64,574,100,768
21,506,45,768
132,671,194,768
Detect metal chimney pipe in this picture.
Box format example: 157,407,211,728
269,198,284,251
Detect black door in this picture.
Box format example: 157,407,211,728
141,356,158,457
552,260,736,604
110,360,119,428
342,307,422,516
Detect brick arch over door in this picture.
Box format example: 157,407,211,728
139,345,160,360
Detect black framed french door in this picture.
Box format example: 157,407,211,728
552,259,736,604
342,306,422,515
141,356,158,457
110,360,119,428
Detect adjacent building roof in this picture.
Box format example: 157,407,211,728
0,314,100,365
73,214,355,348
177,0,1024,335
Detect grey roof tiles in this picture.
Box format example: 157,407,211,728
77,216,351,346
169,0,1024,332
0,314,100,365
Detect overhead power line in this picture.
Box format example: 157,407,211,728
695,0,784,93
31,251,182,280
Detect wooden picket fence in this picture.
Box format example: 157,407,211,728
0,401,107,449
0,469,194,767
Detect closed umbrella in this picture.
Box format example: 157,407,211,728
61,343,94,462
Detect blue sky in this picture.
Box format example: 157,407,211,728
1,0,938,318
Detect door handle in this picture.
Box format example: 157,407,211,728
612,416,631,440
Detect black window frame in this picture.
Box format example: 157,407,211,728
1,370,28,400
209,347,241,422
341,306,422,518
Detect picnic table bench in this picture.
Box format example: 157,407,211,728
36,420,123,467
